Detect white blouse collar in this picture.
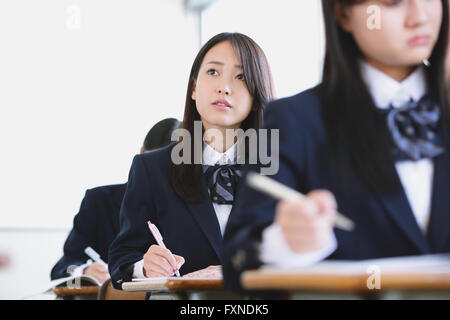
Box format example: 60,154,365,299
359,60,427,109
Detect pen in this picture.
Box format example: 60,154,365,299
147,221,181,277
246,172,355,231
84,246,108,267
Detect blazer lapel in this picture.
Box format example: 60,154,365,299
184,178,223,262
374,183,431,254
427,149,450,252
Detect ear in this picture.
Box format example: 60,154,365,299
334,2,353,33
191,80,197,101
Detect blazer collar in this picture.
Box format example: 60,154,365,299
183,177,225,262
374,183,431,254
374,132,450,254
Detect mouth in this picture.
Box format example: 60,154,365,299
408,35,431,47
212,99,232,110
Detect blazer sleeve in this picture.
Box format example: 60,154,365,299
50,190,99,280
223,96,309,295
108,154,158,289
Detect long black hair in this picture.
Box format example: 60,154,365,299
169,32,274,202
319,0,450,193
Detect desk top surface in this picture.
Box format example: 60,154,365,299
241,269,450,292
122,278,224,292
52,286,99,295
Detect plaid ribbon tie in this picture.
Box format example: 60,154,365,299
203,164,242,205
384,95,445,161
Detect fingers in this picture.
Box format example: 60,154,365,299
89,262,108,273
173,254,185,270
275,199,318,227
307,190,337,217
143,245,185,278
275,190,337,226
83,263,110,283
274,189,337,254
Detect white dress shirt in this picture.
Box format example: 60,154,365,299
259,61,433,268
133,142,238,278
202,142,238,236
360,61,433,233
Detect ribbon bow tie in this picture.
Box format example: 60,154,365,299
203,164,242,205
384,95,445,161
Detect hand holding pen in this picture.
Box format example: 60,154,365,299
143,221,185,278
247,173,355,254
83,246,110,283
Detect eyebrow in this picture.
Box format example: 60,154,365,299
206,61,243,69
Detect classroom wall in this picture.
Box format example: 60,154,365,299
0,229,69,299
0,0,199,230
202,0,324,98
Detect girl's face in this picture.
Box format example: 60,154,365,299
339,0,443,71
192,41,253,132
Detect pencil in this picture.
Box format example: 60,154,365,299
246,172,355,231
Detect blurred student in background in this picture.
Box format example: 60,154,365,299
50,118,180,283
223,0,450,293
0,254,10,268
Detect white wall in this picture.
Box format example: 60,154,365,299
0,230,69,299
202,0,325,99
0,0,198,229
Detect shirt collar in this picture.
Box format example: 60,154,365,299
202,142,237,166
359,60,427,109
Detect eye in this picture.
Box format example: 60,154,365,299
236,73,245,81
381,0,403,6
207,69,219,76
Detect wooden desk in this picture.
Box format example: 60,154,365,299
122,278,241,300
242,269,450,299
52,286,99,300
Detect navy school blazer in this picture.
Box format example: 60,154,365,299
222,87,450,293
51,183,126,280
108,143,232,289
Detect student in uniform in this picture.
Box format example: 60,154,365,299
223,0,450,292
108,32,274,289
50,118,180,282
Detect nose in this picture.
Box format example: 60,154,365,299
405,0,429,28
217,87,231,95
216,80,231,95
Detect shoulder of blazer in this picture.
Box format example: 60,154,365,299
85,183,127,208
265,86,324,133
131,142,178,189
135,141,176,172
